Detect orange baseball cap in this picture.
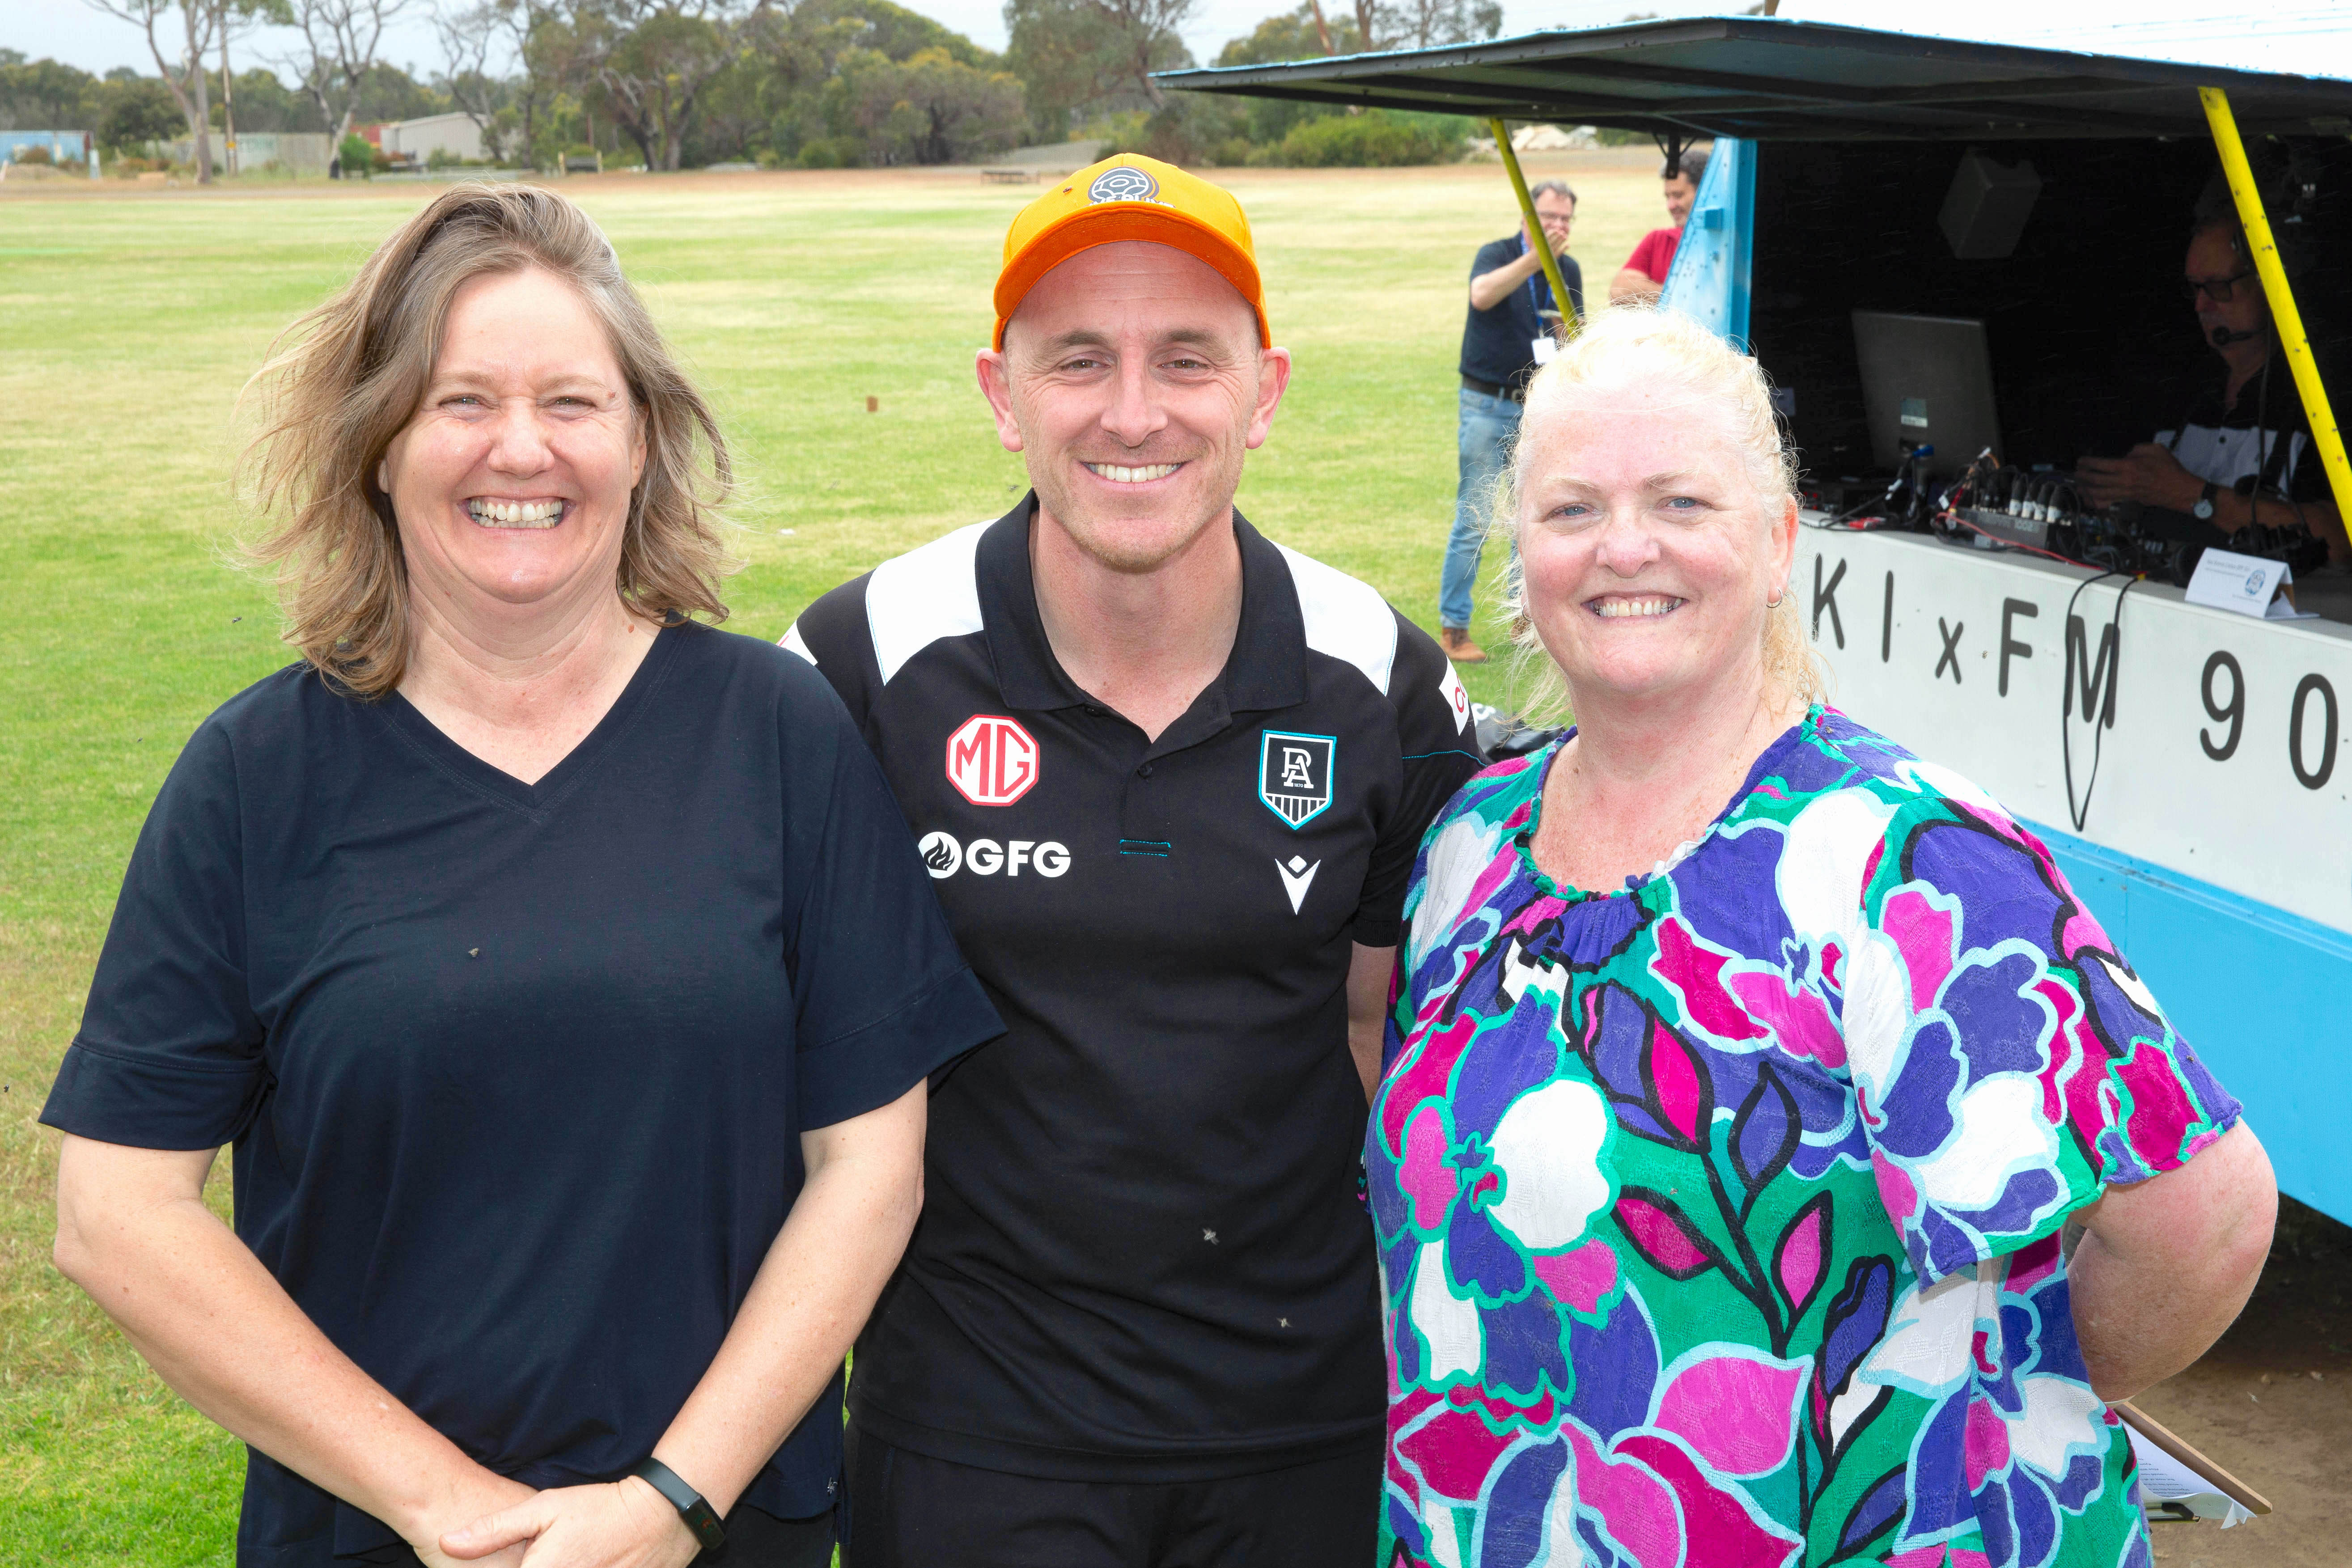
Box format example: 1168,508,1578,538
992,154,1269,350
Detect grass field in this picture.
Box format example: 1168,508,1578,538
0,154,1665,1563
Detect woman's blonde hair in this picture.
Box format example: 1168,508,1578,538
242,182,733,697
1491,306,1822,726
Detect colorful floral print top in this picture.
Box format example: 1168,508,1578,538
1367,707,2240,1568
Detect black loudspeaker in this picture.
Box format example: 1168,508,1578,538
1940,150,2044,259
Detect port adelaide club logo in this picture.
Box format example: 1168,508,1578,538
946,714,1038,806
1258,730,1335,827
1087,164,1158,204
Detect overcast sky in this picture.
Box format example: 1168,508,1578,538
9,1,2342,89
6,0,1732,82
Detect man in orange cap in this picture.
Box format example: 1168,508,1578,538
785,154,1483,1565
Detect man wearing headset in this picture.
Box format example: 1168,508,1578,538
2076,208,2345,563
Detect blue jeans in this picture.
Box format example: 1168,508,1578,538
1440,387,1522,631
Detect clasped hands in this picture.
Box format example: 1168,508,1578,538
413,1471,702,1568
2075,442,2206,514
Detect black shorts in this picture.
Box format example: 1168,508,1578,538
354,1501,833,1568
842,1424,1379,1568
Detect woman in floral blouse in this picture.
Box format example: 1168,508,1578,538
1369,309,2276,1568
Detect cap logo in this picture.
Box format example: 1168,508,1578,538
1087,165,1158,205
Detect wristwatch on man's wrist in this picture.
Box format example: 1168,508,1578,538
628,1456,726,1552
2191,480,2218,521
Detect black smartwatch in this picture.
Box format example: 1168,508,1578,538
2192,480,2218,521
628,1456,726,1552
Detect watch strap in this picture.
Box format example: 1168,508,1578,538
2197,480,2219,517
628,1456,726,1552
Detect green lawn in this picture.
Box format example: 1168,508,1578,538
0,157,1659,1562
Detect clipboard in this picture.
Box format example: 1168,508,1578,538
2115,1398,2274,1519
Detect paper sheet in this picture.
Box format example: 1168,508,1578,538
2184,546,2322,620
2128,1426,2255,1528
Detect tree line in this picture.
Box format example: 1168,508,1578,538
8,0,1504,182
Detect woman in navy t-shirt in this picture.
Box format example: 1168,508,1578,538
41,184,1000,1568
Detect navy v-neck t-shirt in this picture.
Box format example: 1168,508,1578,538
42,622,1002,1564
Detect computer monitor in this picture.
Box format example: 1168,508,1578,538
1851,310,2004,479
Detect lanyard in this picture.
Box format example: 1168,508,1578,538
1520,232,1554,317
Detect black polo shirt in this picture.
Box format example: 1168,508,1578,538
1459,233,1585,393
2156,362,2330,504
784,498,1483,1481
40,623,1001,1562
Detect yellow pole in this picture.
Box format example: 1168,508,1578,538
1491,118,1578,336
2200,86,2351,523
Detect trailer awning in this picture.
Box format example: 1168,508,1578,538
1153,16,2352,141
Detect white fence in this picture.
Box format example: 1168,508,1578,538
161,132,333,172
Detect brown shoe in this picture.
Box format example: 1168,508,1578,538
1440,626,1490,664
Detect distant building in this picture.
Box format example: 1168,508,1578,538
2,130,97,175
372,114,491,164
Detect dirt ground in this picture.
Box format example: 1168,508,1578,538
2134,1197,2352,1564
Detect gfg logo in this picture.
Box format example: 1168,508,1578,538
917,831,1068,880
947,715,1038,806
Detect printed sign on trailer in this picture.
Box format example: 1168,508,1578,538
1793,527,2352,932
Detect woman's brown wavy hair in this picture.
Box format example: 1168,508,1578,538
242,181,733,697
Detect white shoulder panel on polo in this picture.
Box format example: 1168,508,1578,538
867,520,991,685
1275,542,1398,697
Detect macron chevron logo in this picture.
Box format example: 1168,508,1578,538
1277,855,1320,914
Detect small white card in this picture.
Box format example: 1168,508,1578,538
1531,336,1559,365
2123,1428,2255,1527
2183,546,2318,619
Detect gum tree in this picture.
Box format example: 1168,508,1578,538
280,0,412,143
83,0,273,182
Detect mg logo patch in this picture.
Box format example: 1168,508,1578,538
1258,730,1335,828
1439,659,1471,733
946,715,1038,806
1087,165,1158,204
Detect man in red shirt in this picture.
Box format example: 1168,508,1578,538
1609,145,1708,305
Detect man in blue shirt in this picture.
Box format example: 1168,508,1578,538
1439,179,1582,663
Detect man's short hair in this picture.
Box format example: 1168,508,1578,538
1663,147,1708,185
2191,175,2250,261
1528,178,1576,208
